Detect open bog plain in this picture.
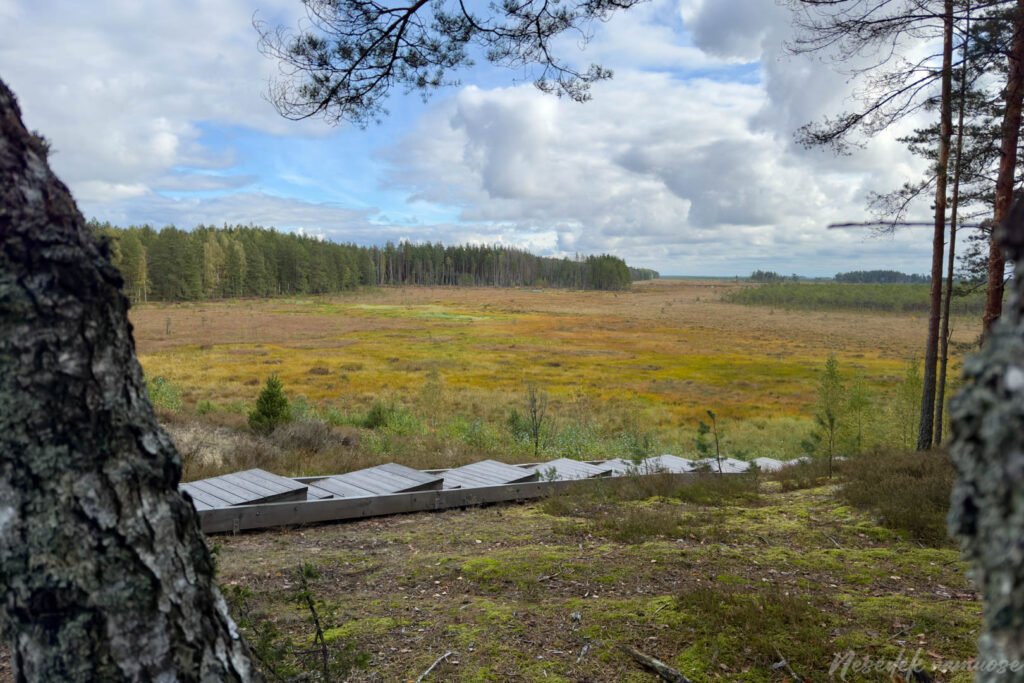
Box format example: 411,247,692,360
116,279,983,682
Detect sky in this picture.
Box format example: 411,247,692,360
0,0,958,276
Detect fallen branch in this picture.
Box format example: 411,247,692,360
772,645,804,683
619,645,694,683
415,651,453,682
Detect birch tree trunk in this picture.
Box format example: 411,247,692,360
0,79,257,681
949,192,1024,680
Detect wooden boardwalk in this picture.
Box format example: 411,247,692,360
307,463,443,499
180,468,308,511
182,454,788,534
530,458,613,480
439,459,539,489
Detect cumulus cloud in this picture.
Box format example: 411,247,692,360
0,0,945,275
0,0,314,194
82,191,373,234
382,54,933,274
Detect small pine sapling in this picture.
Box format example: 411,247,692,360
248,374,292,435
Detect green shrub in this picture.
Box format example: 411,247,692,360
506,408,531,442
453,417,500,451
196,399,215,415
550,422,604,459
248,375,292,435
147,376,182,412
840,448,955,545
363,400,395,430
363,399,422,435
289,395,313,421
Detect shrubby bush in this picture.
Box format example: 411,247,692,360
248,375,291,435
840,448,955,545
147,376,183,412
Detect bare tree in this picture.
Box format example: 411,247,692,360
256,0,643,126
525,384,549,459
0,79,258,681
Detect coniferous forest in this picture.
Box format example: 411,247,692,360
90,222,659,302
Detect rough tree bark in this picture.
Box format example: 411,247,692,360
0,80,257,680
982,0,1024,337
949,190,1024,680
918,0,955,451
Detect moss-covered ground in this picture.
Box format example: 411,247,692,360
214,480,979,682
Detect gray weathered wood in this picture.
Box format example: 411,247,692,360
376,463,444,488
218,474,280,499
180,468,308,509
198,474,699,534
597,458,641,475
307,478,376,499
191,479,253,505
531,458,613,480
442,460,539,488
223,469,308,502
644,455,697,473
180,484,229,510
322,464,443,494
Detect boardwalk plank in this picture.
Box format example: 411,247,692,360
180,468,308,507
442,460,538,489
179,484,225,509
531,458,613,480
187,480,246,506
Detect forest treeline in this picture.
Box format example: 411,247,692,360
90,222,658,302
834,270,930,284
728,282,986,315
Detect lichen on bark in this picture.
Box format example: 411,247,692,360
949,192,1024,681
0,79,257,681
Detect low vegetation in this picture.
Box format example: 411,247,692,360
132,281,979,680
126,281,980,480
727,281,986,315
840,448,957,545
214,468,977,681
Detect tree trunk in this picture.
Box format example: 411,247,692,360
982,0,1024,337
949,191,1024,681
935,1,971,447
0,80,258,680
918,0,954,451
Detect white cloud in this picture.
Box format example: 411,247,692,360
382,55,934,274
0,0,947,275
0,0,314,193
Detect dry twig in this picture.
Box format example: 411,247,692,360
619,645,694,683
